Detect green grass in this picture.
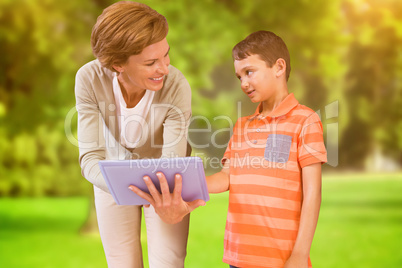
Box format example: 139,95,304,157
0,198,106,268
0,173,401,268
311,173,402,268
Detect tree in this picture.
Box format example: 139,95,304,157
339,0,402,168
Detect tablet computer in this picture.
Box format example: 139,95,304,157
98,157,209,205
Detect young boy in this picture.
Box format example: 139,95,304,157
206,30,327,268
130,31,327,268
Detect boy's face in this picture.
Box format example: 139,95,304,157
234,54,279,103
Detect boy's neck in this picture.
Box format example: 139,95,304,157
260,87,289,117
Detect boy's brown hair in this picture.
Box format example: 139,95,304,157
232,30,291,81
91,1,168,72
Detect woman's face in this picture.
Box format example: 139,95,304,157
114,38,170,92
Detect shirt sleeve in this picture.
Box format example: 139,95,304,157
297,112,327,168
75,66,109,193
221,121,238,166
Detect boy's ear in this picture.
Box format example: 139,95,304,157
275,58,286,78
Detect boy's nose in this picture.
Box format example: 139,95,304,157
241,80,249,90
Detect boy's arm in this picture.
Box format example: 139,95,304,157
206,160,230,193
284,163,322,268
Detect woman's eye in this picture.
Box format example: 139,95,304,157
145,61,156,66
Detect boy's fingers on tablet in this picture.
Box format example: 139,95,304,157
156,172,171,205
128,185,155,207
142,176,162,205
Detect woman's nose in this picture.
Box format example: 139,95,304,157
158,58,170,75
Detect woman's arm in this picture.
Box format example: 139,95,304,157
284,163,322,268
75,66,109,193
161,68,192,158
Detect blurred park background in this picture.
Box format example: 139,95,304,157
0,0,401,267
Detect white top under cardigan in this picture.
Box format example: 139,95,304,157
112,74,155,149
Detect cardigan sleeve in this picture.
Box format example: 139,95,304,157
160,69,192,158
75,65,110,193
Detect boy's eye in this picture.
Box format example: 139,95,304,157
246,70,253,76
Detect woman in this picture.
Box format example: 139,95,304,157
75,2,192,267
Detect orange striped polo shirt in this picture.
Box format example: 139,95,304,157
222,93,327,268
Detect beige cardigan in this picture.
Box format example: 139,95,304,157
75,60,192,193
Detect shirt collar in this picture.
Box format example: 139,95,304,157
251,93,299,119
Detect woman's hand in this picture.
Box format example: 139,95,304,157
129,172,206,224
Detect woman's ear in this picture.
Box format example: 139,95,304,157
275,58,286,78
112,63,124,73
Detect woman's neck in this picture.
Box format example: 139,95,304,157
117,74,146,108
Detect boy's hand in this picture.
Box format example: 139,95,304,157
283,254,308,268
129,172,205,224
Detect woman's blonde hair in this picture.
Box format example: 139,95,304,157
91,1,168,71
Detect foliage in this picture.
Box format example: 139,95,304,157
339,0,402,168
0,0,401,196
0,0,98,196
